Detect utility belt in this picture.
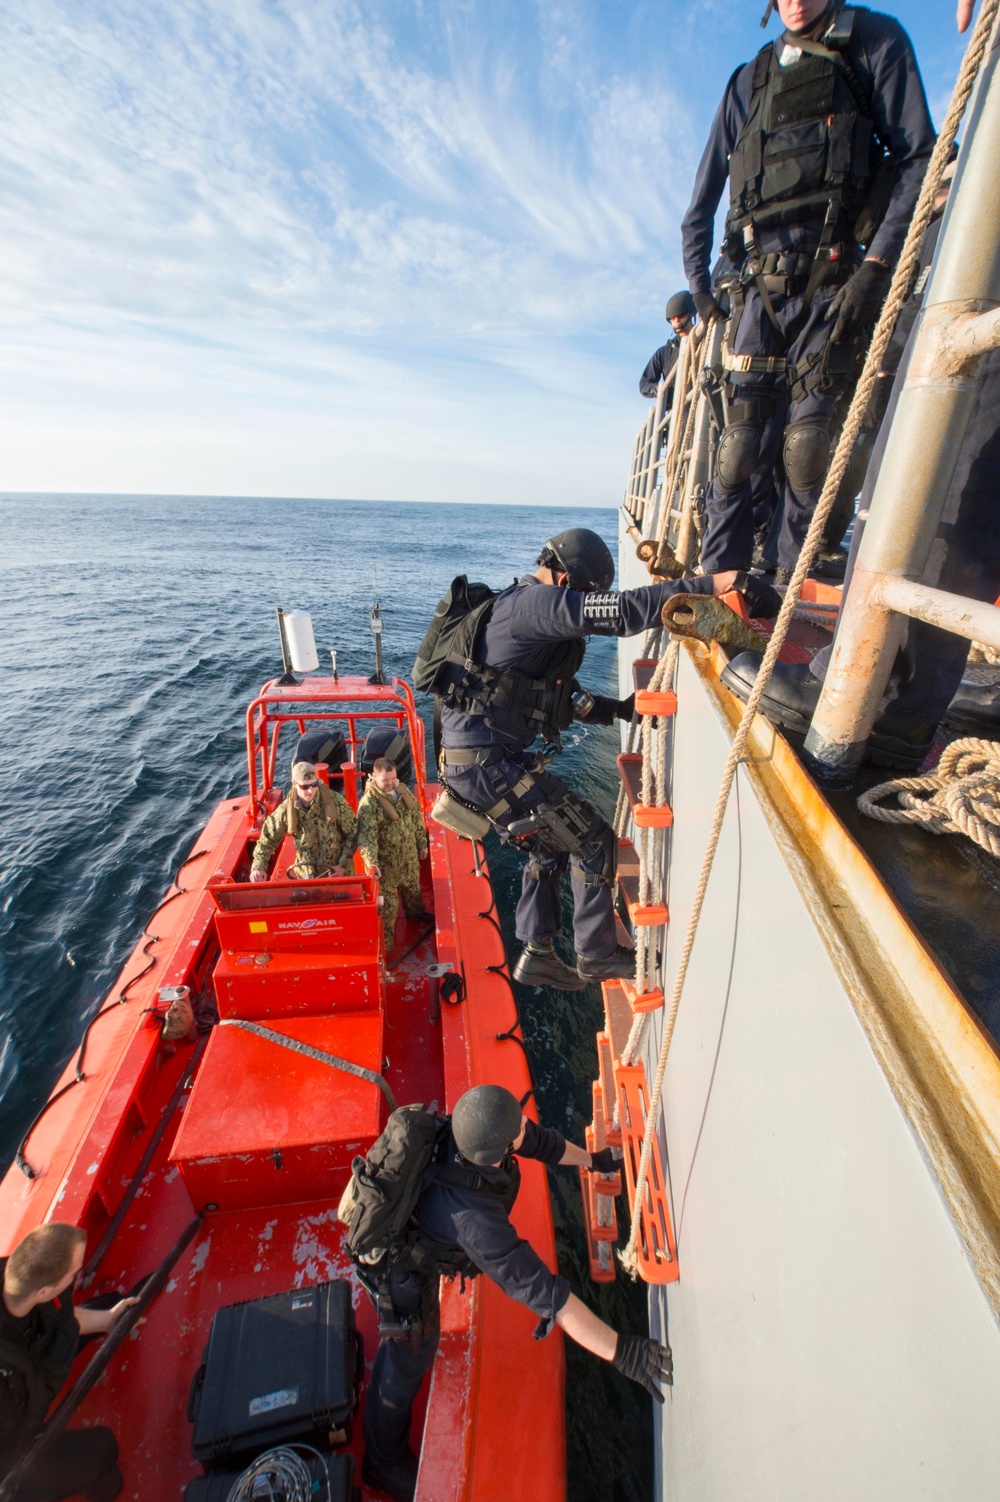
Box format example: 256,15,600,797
432,751,608,875
737,244,852,300
432,748,537,839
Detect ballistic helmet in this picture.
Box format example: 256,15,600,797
452,1085,523,1167
665,290,697,322
541,528,615,592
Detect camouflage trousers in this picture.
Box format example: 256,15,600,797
381,877,425,954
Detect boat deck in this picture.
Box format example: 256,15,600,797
75,923,443,1499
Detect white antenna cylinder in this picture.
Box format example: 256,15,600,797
284,610,319,673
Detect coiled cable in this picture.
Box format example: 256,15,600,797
224,1444,331,1502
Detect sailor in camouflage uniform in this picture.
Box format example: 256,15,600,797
250,761,357,881
357,757,432,953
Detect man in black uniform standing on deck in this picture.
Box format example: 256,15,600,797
638,291,698,400
682,0,934,584
420,528,777,990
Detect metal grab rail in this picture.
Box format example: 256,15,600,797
804,14,1000,782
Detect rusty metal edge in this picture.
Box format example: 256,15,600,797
688,638,1000,1323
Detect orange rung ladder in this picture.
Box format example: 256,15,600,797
615,1062,679,1285
631,658,678,717
616,837,668,928
617,753,674,829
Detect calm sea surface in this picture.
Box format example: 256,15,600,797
0,493,650,1501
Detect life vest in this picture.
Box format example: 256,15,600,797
725,8,884,260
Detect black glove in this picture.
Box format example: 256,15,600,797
590,1146,621,1174
828,259,890,345
734,570,782,620
693,290,725,324
615,694,635,722
573,691,618,726
613,1333,674,1401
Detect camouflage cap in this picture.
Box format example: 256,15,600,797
291,760,319,785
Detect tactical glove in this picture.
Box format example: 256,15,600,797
693,291,725,324
590,1146,622,1174
613,1332,674,1400
828,259,890,345
735,570,782,620
616,694,635,722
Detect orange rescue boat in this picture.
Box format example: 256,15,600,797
0,672,565,1501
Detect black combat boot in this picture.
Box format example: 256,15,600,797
511,940,586,992
576,945,636,983
722,651,937,771
943,679,1000,736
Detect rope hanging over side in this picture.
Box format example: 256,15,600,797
619,0,1000,1278
859,737,1000,858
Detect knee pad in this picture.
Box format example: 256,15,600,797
716,424,762,492
783,421,830,493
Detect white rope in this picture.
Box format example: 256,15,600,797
619,0,1000,1277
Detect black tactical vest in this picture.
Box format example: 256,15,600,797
443,584,586,746
726,10,880,257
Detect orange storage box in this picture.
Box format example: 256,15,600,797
169,1013,385,1212
209,875,384,1017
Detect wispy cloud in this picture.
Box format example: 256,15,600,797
0,0,944,502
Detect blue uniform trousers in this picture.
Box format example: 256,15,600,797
363,1266,440,1473
702,283,841,574
444,754,617,961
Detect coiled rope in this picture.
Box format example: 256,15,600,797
859,737,1000,857
621,0,1000,1276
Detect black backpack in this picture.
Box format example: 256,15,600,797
338,1104,441,1267
338,1104,521,1336
412,576,498,696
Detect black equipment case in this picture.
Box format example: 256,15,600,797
189,1280,361,1462
184,1450,356,1500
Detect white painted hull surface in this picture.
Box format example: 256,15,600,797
617,528,1000,1501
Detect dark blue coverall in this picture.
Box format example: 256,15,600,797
440,573,713,961
639,337,681,400
681,7,934,574
363,1119,571,1475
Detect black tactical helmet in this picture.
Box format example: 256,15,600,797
542,528,615,592
452,1085,523,1167
665,290,697,322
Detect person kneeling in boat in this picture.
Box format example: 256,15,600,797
425,527,779,990
356,756,432,957
0,1223,135,1502
361,1085,671,1502
249,760,357,883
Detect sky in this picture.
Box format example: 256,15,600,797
0,0,962,506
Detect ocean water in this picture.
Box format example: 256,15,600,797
0,493,650,1502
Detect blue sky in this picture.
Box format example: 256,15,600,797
1,0,958,505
